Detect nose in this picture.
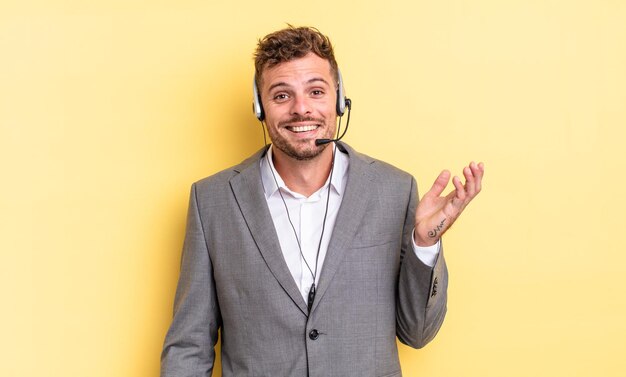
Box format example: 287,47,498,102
290,94,312,116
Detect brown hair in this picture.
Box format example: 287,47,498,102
254,25,338,88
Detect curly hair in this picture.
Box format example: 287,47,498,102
254,25,339,88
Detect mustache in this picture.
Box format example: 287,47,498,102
278,115,325,127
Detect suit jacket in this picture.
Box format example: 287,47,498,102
161,143,448,377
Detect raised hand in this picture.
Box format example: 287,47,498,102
414,162,484,247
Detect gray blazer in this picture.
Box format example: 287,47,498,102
161,143,448,377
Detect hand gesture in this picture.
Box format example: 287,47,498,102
414,162,484,246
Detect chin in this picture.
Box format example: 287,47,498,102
278,142,329,161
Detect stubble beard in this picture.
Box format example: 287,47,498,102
269,116,335,161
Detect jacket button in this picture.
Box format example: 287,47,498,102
309,329,319,340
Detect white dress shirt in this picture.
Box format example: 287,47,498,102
260,145,440,302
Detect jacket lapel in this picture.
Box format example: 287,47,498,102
310,143,375,313
229,148,309,315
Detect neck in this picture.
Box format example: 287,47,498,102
272,145,334,197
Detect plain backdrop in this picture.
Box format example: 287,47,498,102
1,0,625,376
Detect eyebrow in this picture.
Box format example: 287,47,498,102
267,77,331,92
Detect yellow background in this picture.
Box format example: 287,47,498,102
2,0,625,376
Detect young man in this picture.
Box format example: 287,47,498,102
161,26,484,377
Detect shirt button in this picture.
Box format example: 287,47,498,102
309,329,319,340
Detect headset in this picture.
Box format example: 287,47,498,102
252,69,349,121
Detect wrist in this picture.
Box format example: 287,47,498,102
414,232,438,247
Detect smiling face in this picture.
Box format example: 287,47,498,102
260,53,337,161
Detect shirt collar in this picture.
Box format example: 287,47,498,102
260,144,349,200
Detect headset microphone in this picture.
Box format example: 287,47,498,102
315,98,352,146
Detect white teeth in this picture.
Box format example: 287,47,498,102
290,125,317,132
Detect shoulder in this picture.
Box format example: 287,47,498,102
192,147,265,193
340,143,417,220
340,142,415,185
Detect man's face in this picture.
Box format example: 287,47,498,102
260,53,337,161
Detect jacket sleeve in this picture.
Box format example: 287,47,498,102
395,177,448,348
161,183,222,377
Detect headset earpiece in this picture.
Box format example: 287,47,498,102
336,70,347,117
253,75,265,121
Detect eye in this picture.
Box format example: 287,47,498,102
273,93,290,103
311,89,325,97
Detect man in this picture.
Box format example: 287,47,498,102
161,26,484,377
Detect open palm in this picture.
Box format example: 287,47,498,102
414,162,484,247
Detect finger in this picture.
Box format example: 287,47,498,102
425,170,451,198
452,175,466,203
463,165,476,197
470,161,484,193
